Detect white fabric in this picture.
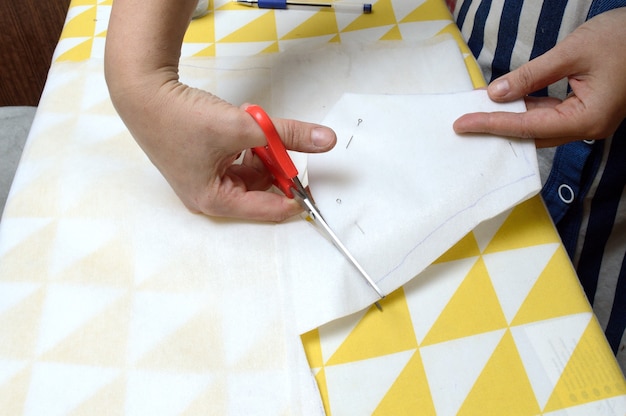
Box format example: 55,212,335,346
278,90,541,332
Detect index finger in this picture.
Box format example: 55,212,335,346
453,100,590,143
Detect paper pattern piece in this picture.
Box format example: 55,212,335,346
279,90,541,332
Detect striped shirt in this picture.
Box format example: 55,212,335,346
452,0,626,372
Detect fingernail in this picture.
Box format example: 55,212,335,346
490,78,510,96
311,127,332,148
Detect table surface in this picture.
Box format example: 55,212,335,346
1,0,625,415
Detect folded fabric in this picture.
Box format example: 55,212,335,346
277,90,541,333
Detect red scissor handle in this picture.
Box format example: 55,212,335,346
245,105,298,198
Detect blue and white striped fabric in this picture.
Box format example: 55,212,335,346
452,0,626,371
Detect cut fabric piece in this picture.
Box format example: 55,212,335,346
278,90,541,332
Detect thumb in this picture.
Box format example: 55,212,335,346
272,117,337,154
487,40,575,102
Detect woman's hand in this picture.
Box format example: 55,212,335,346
105,0,336,221
454,7,626,147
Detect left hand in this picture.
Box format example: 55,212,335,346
453,7,626,147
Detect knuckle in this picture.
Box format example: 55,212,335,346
514,66,536,93
515,116,537,140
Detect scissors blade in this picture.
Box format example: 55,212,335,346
297,193,385,300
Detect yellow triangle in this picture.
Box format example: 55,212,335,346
400,0,452,22
260,41,281,53
341,0,396,32
315,367,331,416
55,38,94,62
70,0,99,5
373,349,436,415
55,238,134,287
483,196,560,254
458,330,541,415
434,231,481,264
511,246,591,326
193,44,216,57
0,365,31,415
218,11,277,43
185,14,215,43
329,34,341,43
182,380,229,415
280,10,339,40
41,295,131,367
99,0,113,5
465,54,488,88
0,288,46,359
135,307,229,372
380,24,403,41
435,22,487,88
5,170,63,217
60,6,97,39
137,254,214,293
326,288,417,366
0,223,57,281
71,376,126,416
301,329,324,369
421,257,508,346
544,318,626,412
436,22,470,54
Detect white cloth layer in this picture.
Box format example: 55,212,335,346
280,90,540,332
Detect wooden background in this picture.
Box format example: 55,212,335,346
0,0,71,106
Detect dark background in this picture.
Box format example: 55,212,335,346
1,0,72,106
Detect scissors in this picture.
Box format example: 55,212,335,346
245,105,385,308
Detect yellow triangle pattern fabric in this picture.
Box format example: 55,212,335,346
279,10,339,40
185,14,215,43
0,288,46,358
218,11,278,43
341,0,397,32
437,21,472,55
314,368,331,416
71,0,99,6
40,295,131,367
434,231,481,264
544,318,626,412
421,257,508,346
484,196,560,254
400,0,452,23
511,246,591,326
0,365,30,415
301,329,323,369
260,41,281,53
194,44,217,57
135,308,228,372
0,223,58,281
380,24,403,40
59,6,97,39
326,288,417,366
55,38,94,62
373,349,436,415
458,330,541,415
70,376,126,416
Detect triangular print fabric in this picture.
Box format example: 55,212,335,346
0,0,624,415
305,206,626,414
